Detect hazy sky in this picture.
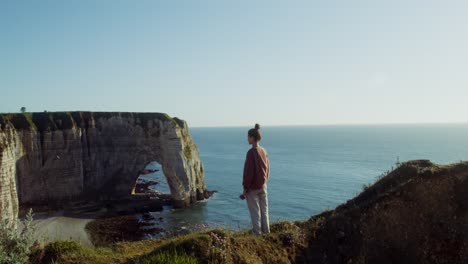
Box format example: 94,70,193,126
1,1,467,127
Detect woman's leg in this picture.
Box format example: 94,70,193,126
246,190,261,234
259,186,270,234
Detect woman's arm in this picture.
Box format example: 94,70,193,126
266,153,270,180
243,150,255,191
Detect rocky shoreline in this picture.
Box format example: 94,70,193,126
20,177,172,217
85,213,166,246
26,176,217,247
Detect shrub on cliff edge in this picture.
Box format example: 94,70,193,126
0,209,36,264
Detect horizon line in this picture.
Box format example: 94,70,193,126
190,121,468,128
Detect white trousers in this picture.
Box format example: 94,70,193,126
245,185,270,234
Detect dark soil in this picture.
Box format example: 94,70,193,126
85,214,164,246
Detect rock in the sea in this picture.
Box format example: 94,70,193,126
140,169,159,175
0,112,207,221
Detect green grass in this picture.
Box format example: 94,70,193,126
40,240,86,263
173,117,186,128
21,112,37,130
0,113,37,130
184,145,193,160
33,221,313,264
33,239,165,264
1,111,186,131
138,249,198,264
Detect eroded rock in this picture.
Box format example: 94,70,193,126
0,112,207,221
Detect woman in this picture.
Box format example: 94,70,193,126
241,123,270,234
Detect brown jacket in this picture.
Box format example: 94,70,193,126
243,146,270,190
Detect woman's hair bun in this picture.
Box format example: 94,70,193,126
254,123,260,130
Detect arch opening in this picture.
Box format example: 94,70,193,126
131,161,171,199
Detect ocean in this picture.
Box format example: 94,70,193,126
32,124,468,241
148,124,468,232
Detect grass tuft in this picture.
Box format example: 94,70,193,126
138,249,198,264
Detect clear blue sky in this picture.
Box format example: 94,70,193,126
1,1,467,127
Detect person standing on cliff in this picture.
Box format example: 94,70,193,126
240,123,270,234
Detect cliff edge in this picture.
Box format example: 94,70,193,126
303,160,468,263
0,112,207,220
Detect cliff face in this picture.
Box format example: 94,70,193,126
0,127,22,221
0,112,206,220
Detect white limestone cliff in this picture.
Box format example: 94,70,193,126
0,112,207,221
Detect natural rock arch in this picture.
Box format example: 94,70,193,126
0,112,207,220
131,161,167,195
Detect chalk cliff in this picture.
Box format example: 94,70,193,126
0,112,207,220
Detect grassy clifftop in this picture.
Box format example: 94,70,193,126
31,160,468,264
304,160,468,263
0,111,183,131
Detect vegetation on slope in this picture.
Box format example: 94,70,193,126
0,210,36,264
32,220,313,264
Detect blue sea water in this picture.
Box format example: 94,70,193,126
149,124,468,232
